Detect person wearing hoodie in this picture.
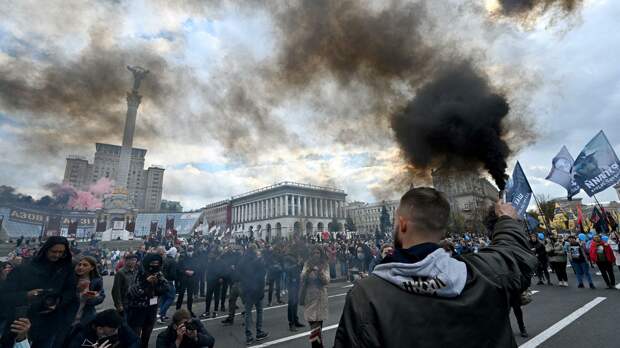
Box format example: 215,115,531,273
589,235,617,289
1,236,77,348
567,235,595,289
546,236,568,287
334,187,537,348
66,309,139,348
126,252,170,348
528,233,551,285
159,247,178,323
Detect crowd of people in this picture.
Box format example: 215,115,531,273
1,187,619,348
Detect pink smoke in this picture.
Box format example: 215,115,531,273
66,178,114,211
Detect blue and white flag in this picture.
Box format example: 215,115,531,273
545,145,580,199
505,161,533,217
572,130,620,196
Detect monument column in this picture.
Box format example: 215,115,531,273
117,66,149,194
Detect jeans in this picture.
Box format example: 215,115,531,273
159,283,176,317
571,261,593,285
244,297,264,339
287,282,300,325
205,279,221,312
268,273,282,303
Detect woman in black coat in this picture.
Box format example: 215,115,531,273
1,236,77,348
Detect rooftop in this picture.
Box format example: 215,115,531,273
231,181,345,200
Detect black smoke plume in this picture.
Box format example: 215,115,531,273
391,62,511,189
497,0,582,17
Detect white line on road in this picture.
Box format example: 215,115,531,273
152,292,348,332
519,297,606,348
342,284,353,288
252,324,340,348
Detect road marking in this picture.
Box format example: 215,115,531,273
531,290,539,294
519,297,606,348
342,284,353,288
252,324,339,347
152,292,348,332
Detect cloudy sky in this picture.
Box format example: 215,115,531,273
0,0,619,210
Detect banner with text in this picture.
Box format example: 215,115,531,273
573,130,620,196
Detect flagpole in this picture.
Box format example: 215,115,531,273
592,194,613,233
532,193,553,235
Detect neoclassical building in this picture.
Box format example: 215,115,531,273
346,200,398,234
205,182,347,239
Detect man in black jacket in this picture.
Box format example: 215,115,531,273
238,244,269,345
176,246,198,317
334,187,537,348
156,309,215,348
159,247,179,323
529,233,551,285
66,309,139,348
1,236,77,348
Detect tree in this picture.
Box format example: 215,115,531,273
345,216,356,232
536,194,555,231
379,205,392,235
448,211,466,236
329,217,341,232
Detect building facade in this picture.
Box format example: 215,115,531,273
203,200,231,232
346,200,398,234
63,143,164,211
432,169,499,221
204,182,347,239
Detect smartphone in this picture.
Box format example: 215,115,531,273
15,306,29,319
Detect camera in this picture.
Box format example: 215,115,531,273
97,334,119,347
184,321,197,331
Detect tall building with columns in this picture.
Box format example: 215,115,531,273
204,182,347,239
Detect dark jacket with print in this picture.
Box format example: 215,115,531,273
334,217,537,348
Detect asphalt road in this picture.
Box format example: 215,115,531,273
96,267,620,348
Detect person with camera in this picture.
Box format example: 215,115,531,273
1,236,77,348
66,309,139,348
126,253,170,348
156,309,215,348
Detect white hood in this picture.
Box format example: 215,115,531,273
372,248,467,298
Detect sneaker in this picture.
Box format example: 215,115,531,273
157,318,166,324
589,283,596,289
577,283,584,288
256,331,269,341
267,302,272,307
246,337,255,345
222,318,234,326
277,300,285,305
289,323,298,332
221,305,226,312
520,330,529,338
199,312,210,319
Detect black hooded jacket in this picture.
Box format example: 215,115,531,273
1,237,77,345
127,253,170,308
334,217,537,348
